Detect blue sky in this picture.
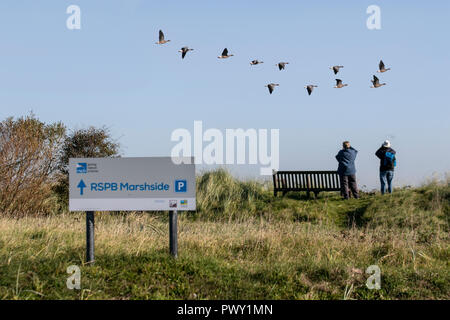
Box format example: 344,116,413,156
1,0,449,188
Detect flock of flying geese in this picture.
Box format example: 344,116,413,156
156,30,391,95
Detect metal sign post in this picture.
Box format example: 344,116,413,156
169,210,178,258
86,211,95,264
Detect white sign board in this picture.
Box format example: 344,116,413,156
69,157,195,211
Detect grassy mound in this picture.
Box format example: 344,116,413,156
195,169,271,221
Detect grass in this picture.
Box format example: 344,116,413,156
0,169,448,300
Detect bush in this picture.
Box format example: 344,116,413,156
54,126,120,206
0,114,65,216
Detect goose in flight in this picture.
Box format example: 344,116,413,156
371,75,386,88
156,30,170,45
330,65,344,75
377,60,391,73
250,60,263,65
178,47,194,59
305,85,318,96
276,62,289,70
265,83,279,94
218,48,234,59
334,79,348,88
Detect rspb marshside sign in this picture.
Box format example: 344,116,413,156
69,157,195,211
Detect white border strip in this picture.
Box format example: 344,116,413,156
69,198,196,211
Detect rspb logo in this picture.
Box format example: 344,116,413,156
76,163,87,174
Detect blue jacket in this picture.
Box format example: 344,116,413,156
375,147,396,171
336,147,358,175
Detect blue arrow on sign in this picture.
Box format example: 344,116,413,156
77,179,86,195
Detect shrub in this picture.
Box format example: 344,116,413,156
0,114,65,216
54,126,120,206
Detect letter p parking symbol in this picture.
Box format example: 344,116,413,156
175,180,187,192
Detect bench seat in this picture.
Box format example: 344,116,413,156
272,170,341,197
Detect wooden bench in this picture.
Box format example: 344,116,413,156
272,171,341,197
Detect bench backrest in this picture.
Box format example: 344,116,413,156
273,171,341,192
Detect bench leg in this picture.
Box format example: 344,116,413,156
314,191,319,198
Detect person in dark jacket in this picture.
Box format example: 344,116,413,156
335,141,359,199
375,140,396,194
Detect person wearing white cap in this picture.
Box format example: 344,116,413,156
375,140,397,194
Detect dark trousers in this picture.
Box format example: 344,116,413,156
340,174,359,199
